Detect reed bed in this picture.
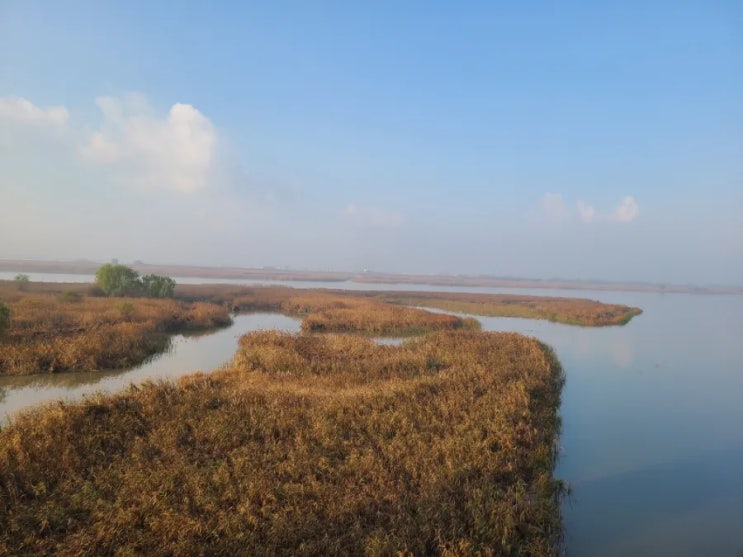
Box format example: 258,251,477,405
0,330,564,556
174,284,641,327
283,292,480,335
175,286,480,335
0,285,231,375
369,291,642,326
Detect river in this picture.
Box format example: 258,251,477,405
1,273,742,555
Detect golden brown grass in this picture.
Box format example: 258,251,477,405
174,284,641,327
175,285,480,335
283,292,480,335
0,330,564,556
0,283,231,376
367,291,642,326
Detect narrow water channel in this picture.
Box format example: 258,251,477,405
1,285,742,555
0,313,301,422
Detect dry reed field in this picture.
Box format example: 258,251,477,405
174,284,640,328
368,291,642,326
0,282,231,376
176,285,480,335
0,330,564,556
283,292,480,335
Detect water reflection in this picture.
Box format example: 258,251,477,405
0,313,301,422
416,293,743,556
1,280,742,555
466,294,743,557
564,443,743,557
372,337,408,346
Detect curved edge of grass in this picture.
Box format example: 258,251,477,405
377,294,643,327
0,289,233,376
0,329,567,556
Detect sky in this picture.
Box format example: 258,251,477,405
0,1,741,285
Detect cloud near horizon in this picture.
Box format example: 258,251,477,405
80,95,217,193
577,196,640,223
0,96,69,128
1,94,218,194
541,193,640,224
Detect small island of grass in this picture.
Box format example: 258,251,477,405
0,330,565,556
0,270,231,376
368,291,643,326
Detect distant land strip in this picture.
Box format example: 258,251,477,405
1,259,740,296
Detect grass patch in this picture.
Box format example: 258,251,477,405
0,282,231,376
174,284,641,327
283,292,480,335
367,291,642,326
176,285,480,336
0,330,564,556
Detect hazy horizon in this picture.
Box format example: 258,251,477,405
1,2,741,286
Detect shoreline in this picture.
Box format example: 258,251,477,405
1,259,741,296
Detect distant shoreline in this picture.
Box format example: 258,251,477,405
1,258,740,296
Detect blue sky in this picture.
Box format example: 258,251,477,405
1,1,741,284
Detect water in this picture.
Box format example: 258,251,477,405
1,275,742,555
433,291,743,556
0,270,689,296
0,313,301,422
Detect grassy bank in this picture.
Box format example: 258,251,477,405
0,330,564,556
368,291,642,326
0,282,231,376
284,292,480,335
175,283,640,328
176,285,480,335
176,285,642,331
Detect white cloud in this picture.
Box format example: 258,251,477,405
576,196,639,224
538,193,640,225
577,200,597,223
0,96,69,128
614,196,640,223
343,203,404,228
81,95,217,193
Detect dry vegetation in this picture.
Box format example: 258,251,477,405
0,282,231,376
0,330,564,556
367,291,642,326
1,280,639,377
175,284,641,327
284,292,480,335
176,285,480,335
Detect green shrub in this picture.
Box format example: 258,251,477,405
95,264,142,297
13,274,30,291
141,274,176,298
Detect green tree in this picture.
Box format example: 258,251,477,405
0,301,10,335
13,274,30,291
95,264,142,297
141,274,176,298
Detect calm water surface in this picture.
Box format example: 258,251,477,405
1,273,742,555
0,313,301,421
445,290,743,557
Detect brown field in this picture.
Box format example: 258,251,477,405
0,330,564,556
1,281,641,376
174,283,642,327
0,282,231,376
283,292,481,335
175,285,480,335
365,291,642,326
